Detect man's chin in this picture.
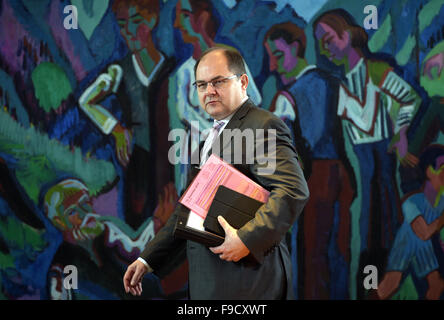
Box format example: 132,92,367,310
205,103,220,115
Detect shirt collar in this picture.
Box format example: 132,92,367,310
213,112,233,126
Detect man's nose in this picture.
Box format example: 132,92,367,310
205,82,217,95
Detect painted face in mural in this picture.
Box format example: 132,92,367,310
174,0,207,44
420,43,444,97
116,5,157,53
314,22,351,66
44,179,104,244
195,50,248,120
264,37,300,85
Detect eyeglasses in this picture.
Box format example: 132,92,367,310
192,75,239,92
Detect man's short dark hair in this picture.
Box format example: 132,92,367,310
193,46,247,78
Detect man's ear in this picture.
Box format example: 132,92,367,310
240,73,249,90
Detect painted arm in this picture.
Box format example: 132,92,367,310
78,65,132,166
78,65,122,134
411,211,444,241
381,71,421,163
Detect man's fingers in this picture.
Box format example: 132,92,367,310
123,266,134,283
127,281,142,296
129,286,138,296
209,245,223,254
136,282,143,296
217,216,231,233
123,267,135,293
131,267,143,286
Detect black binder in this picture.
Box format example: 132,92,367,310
173,186,265,246
173,207,225,247
203,185,264,237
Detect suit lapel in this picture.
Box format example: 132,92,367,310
216,99,254,153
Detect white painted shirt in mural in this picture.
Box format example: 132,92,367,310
338,58,419,145
104,219,155,254
79,55,165,141
132,53,165,88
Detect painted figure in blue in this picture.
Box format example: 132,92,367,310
264,22,354,299
377,145,444,300
314,9,422,298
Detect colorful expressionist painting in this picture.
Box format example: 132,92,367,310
0,0,443,300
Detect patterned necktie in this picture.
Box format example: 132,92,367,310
201,120,224,166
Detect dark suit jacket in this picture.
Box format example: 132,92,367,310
140,99,309,299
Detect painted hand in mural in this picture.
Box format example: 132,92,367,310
78,65,133,166
111,122,133,167
153,182,178,229
423,52,444,80
390,127,419,166
401,153,420,167
389,126,420,167
209,216,250,262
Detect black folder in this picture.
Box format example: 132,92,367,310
173,207,225,247
173,186,265,246
203,185,264,237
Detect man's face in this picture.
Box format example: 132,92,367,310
116,5,157,52
265,37,299,85
315,22,350,66
195,50,248,120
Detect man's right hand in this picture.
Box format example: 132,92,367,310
123,260,148,296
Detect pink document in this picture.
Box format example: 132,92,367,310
179,154,270,219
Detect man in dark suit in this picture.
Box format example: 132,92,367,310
123,47,309,299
